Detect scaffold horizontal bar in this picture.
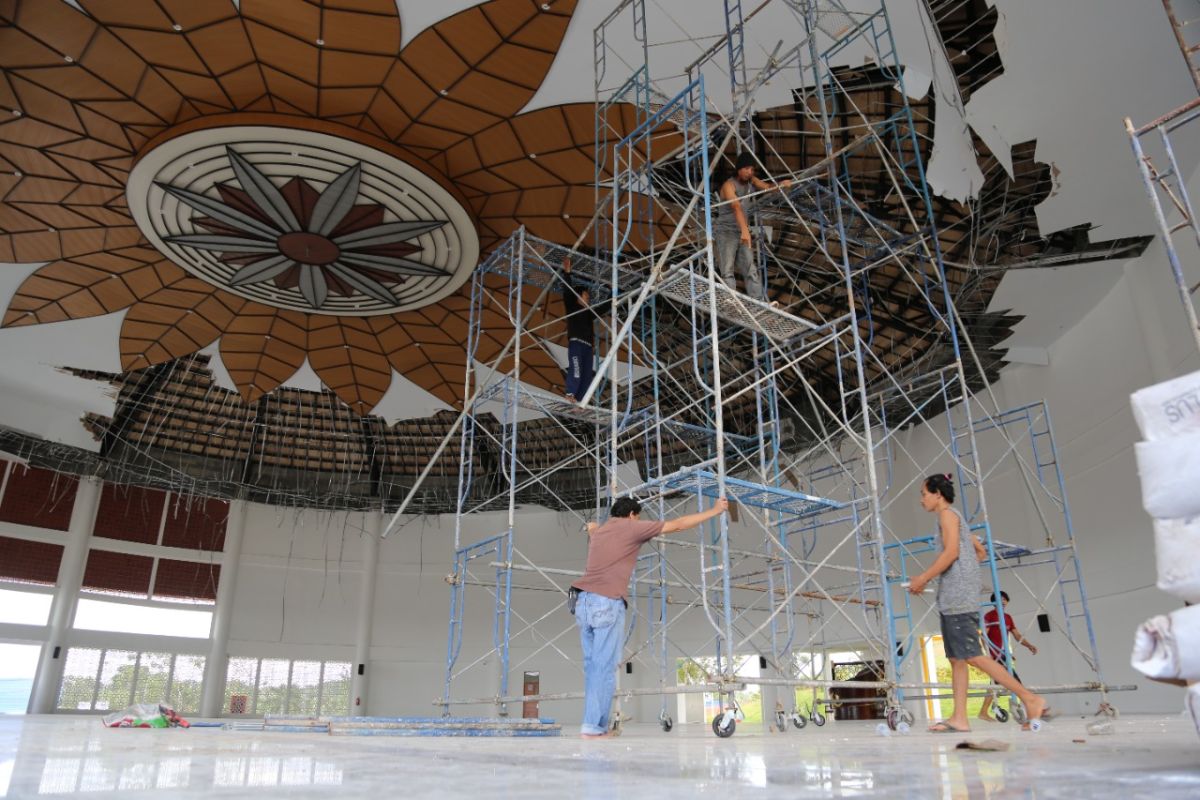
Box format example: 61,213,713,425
660,469,845,518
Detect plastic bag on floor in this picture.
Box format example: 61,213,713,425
102,703,190,728
1155,516,1200,603
1131,369,1200,440
1135,432,1200,519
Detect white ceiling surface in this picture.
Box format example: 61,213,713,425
1,0,1194,443
0,264,121,451
976,0,1200,352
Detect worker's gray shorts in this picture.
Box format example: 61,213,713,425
940,612,983,660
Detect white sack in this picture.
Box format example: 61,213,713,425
1131,605,1200,681
1188,684,1200,738
1155,516,1200,604
1135,432,1200,519
1131,368,1200,440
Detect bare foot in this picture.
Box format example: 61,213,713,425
977,712,995,722
580,732,611,740
1022,695,1047,728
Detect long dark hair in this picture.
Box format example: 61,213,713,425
924,473,955,504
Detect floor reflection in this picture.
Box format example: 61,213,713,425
1,716,1197,799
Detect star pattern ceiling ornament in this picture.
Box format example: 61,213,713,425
159,145,450,312
0,0,681,414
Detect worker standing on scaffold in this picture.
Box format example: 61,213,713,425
716,151,792,304
570,495,729,738
560,256,610,403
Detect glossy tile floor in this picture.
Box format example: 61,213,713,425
1,714,1197,798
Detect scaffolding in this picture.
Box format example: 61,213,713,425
386,0,1131,736
1125,0,1200,356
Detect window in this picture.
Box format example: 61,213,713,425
0,642,41,714
0,587,52,626
57,648,206,713
73,598,212,638
223,657,351,717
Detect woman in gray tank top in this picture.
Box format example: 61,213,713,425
908,474,1047,733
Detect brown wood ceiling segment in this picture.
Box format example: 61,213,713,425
119,278,247,370
218,302,309,403
388,0,576,153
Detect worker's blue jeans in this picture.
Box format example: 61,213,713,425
575,591,625,735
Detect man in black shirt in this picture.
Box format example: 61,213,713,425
560,258,611,403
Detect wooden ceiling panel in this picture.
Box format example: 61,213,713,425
260,66,318,115
14,202,99,229
120,283,243,370
477,47,553,92
74,106,131,150
77,1,173,28
400,31,468,91
10,75,83,134
364,89,410,139
0,117,77,148
379,61,434,119
318,50,393,87
471,122,523,164
0,28,68,67
244,22,319,86
58,227,108,258
11,1,96,64
392,0,575,148
241,0,320,44
4,175,74,203
318,86,375,118
182,21,258,78
2,255,177,327
321,6,399,55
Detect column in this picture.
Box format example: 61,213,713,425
350,511,382,716
28,476,101,714
199,499,248,717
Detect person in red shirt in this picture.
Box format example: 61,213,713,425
979,590,1038,722
573,495,728,738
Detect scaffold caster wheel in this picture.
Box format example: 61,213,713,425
812,710,826,727
713,713,736,738
775,711,787,731
791,712,807,730
899,708,914,726
885,709,898,731
660,716,673,732
1012,702,1028,725
994,706,1009,723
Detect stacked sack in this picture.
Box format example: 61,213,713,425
1130,368,1200,735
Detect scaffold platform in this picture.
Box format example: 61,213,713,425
656,269,818,342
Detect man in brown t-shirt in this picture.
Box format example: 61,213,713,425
574,495,729,738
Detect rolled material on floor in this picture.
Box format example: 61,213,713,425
1155,516,1200,603
1131,605,1200,681
1188,684,1200,738
1135,432,1200,519
1131,369,1200,440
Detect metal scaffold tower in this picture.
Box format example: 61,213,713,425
1125,0,1200,355
386,0,1130,736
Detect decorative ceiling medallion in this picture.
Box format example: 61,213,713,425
127,126,479,316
